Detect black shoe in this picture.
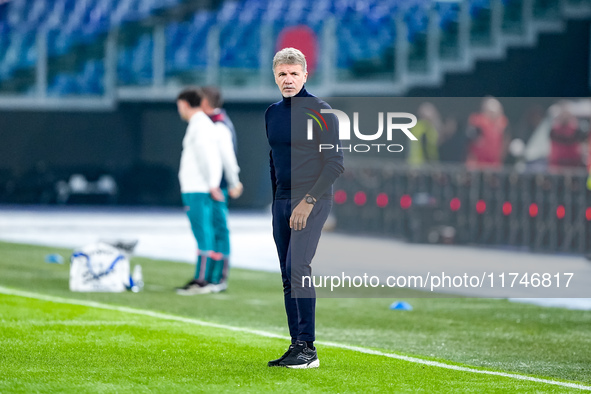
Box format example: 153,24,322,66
176,279,211,295
176,279,203,290
278,340,319,369
267,344,295,367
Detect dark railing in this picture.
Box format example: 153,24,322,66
333,160,591,255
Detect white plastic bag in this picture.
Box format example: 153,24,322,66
69,242,130,292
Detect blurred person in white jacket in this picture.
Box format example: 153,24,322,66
175,87,224,295
200,86,243,293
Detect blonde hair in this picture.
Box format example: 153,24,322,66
272,47,307,73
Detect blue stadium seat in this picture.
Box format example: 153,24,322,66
48,73,81,96
0,0,184,90
0,0,547,94
404,3,430,43
79,59,104,94
131,34,153,84
117,47,135,85
337,10,395,69
117,33,153,85
47,58,105,95
164,11,213,73
436,1,460,30
470,0,491,17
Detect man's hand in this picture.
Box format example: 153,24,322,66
229,182,243,199
210,187,225,202
290,198,314,231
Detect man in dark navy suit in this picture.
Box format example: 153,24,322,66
265,47,344,369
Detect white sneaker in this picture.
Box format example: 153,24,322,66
209,281,228,293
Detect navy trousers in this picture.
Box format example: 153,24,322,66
272,198,332,343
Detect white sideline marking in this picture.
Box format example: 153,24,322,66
1,286,589,392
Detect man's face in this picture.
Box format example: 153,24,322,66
274,63,308,98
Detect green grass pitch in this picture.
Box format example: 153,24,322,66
0,241,590,393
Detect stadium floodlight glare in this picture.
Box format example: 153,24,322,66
400,194,412,210
556,205,566,219
354,191,367,206
376,193,389,208
450,197,461,211
529,203,539,218
476,200,486,214
334,190,347,205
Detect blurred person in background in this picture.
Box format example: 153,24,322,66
466,97,509,169
438,113,467,163
200,86,243,293
407,102,440,166
549,101,586,170
516,104,545,142
174,87,224,296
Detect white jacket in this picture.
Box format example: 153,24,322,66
214,120,241,189
178,111,222,193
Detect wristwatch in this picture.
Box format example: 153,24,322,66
304,194,316,205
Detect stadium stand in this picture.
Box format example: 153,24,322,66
0,0,590,258
333,161,591,254
1,0,590,98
